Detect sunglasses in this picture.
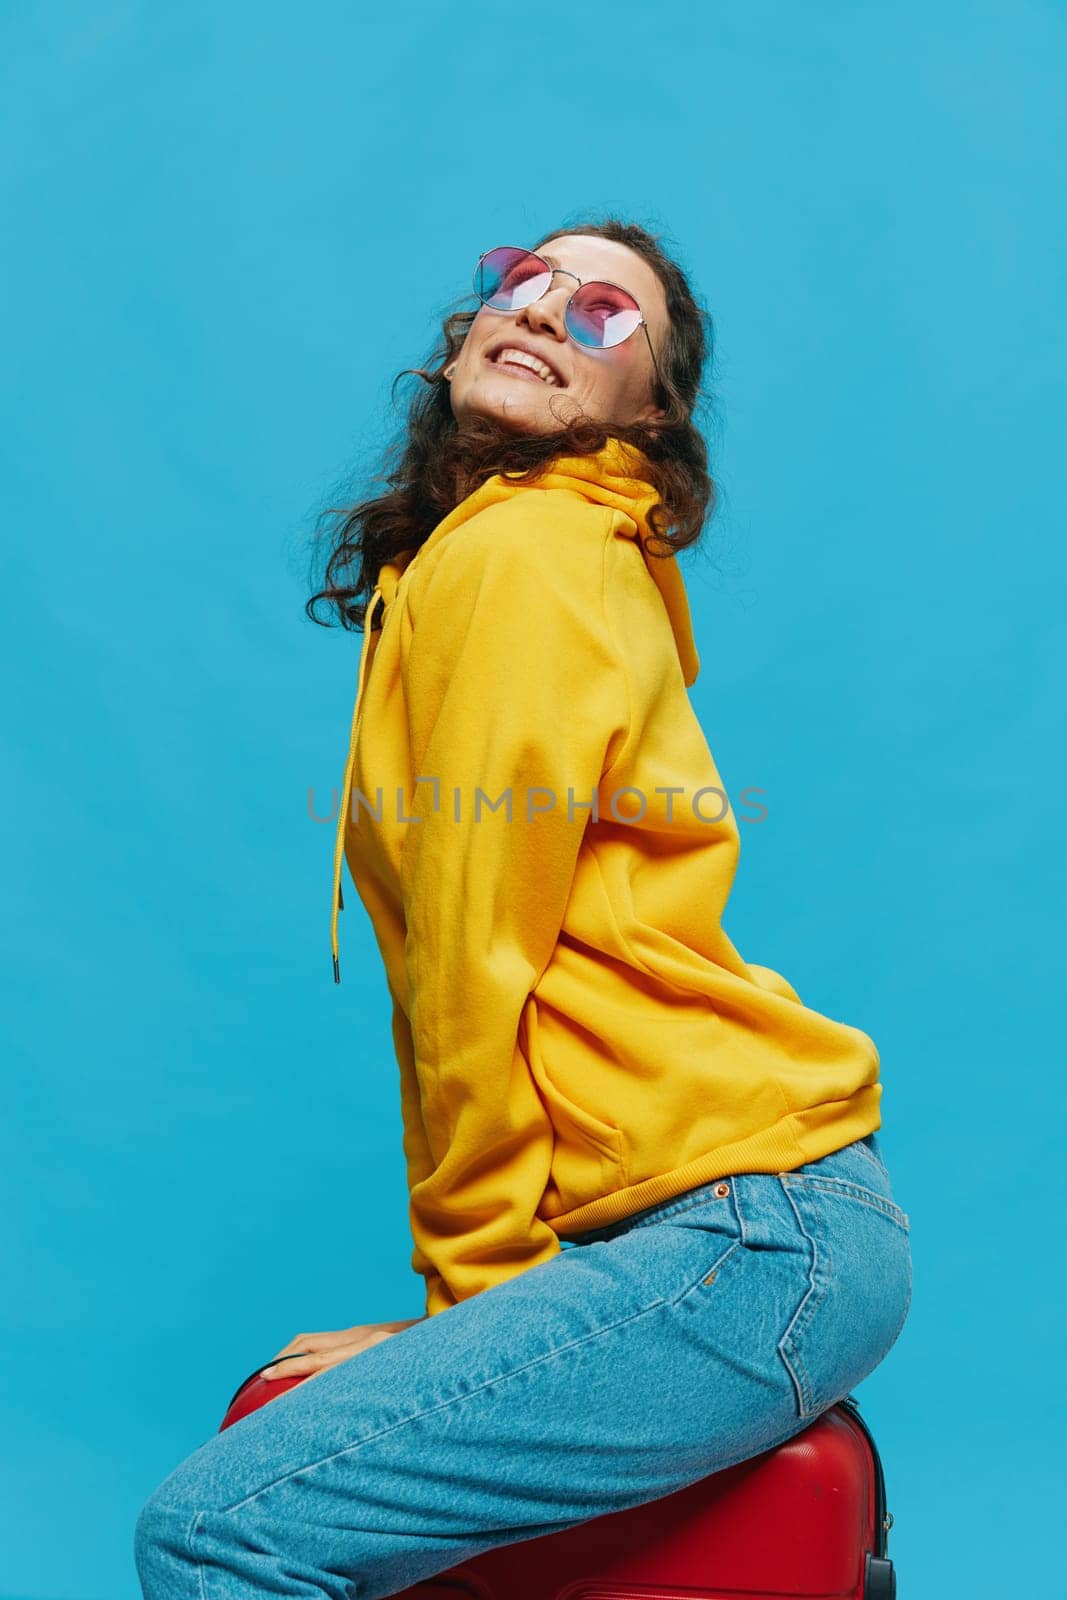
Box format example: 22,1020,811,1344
473,244,666,398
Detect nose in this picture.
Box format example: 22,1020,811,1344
517,272,571,342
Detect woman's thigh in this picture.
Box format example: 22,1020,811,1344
134,1136,912,1600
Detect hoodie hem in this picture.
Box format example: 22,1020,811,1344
544,1089,883,1236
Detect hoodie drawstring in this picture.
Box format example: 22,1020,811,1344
330,586,383,984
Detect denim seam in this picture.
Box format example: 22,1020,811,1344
188,1272,727,1528
669,1237,746,1307
775,1176,829,1418
886,1282,912,1356
192,1508,207,1600
781,1173,909,1230
885,1243,915,1355
852,1139,890,1180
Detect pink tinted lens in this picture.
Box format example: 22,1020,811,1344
567,281,643,348
475,247,553,310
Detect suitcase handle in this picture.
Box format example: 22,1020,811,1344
839,1396,897,1599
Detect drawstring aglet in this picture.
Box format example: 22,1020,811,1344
332,881,344,983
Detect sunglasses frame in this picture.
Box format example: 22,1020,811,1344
473,245,667,402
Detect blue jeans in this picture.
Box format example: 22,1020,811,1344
134,1133,912,1600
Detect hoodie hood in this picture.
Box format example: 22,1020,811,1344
330,435,700,981
373,436,699,684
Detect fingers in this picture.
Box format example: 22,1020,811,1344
260,1350,353,1383
269,1325,374,1361
262,1333,360,1380
270,1331,333,1359
260,1352,319,1381
259,1329,393,1382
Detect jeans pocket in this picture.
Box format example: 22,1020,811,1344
776,1169,913,1420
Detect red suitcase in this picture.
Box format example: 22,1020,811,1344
222,1362,897,1599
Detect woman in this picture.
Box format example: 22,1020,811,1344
135,219,912,1600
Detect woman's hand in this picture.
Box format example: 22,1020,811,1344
259,1318,427,1385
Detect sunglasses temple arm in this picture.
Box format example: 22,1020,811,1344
642,323,666,403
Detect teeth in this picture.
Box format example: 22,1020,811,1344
493,347,559,385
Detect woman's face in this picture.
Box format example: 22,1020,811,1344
446,235,670,436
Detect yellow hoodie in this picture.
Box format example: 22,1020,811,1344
329,436,882,1317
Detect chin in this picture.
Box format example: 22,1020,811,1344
458,398,565,437
453,371,589,434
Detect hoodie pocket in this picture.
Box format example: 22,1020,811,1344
520,997,628,1194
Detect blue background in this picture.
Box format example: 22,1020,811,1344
2,3,1063,1596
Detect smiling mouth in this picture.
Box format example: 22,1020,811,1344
494,360,547,383
486,348,564,387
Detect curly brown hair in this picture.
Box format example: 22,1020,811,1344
305,216,720,633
